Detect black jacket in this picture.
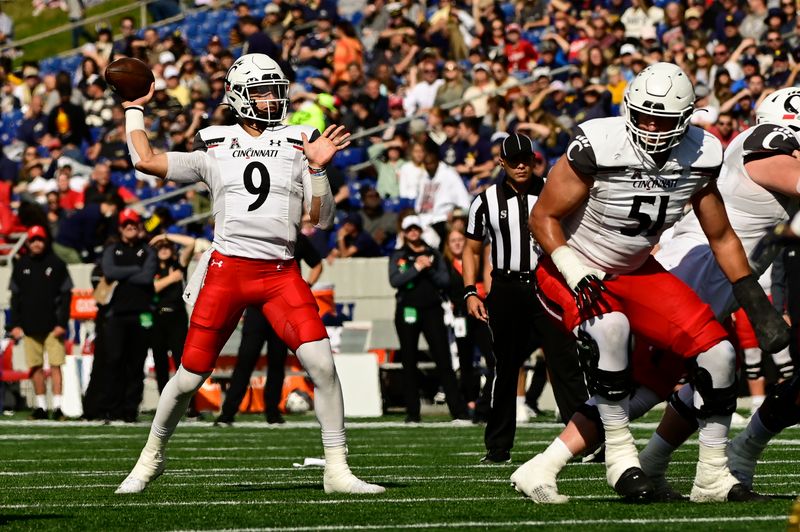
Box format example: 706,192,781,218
389,244,449,309
8,250,73,335
102,239,157,316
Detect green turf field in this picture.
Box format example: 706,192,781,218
0,411,798,531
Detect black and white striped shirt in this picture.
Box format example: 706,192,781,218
465,178,542,272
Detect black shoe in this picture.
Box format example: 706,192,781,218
727,483,771,502
122,414,138,423
652,486,688,502
214,415,234,427
614,467,654,502
404,414,421,424
29,408,47,420
480,449,511,464
51,408,66,421
266,411,285,424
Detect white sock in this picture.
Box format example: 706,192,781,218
36,395,47,410
750,395,765,411
596,395,630,426
698,414,731,449
540,438,574,473
52,395,62,409
295,339,347,449
145,366,208,453
516,395,525,408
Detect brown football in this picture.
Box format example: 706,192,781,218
104,57,155,101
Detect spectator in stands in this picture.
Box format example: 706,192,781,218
454,117,494,184
149,232,194,393
491,57,521,100
55,170,83,212
53,192,117,264
66,0,93,48
47,84,91,150
434,61,468,110
708,111,740,149
240,15,279,58
0,4,13,44
766,48,792,88
82,75,114,130
101,208,156,422
369,134,407,200
261,3,284,43
358,185,398,249
397,139,428,201
416,141,472,249
389,214,470,423
18,94,48,146
8,225,73,420
332,21,364,86
326,213,381,262
14,65,45,112
148,79,181,119
443,227,491,418
403,59,443,117
504,23,537,75
462,63,496,119
83,162,126,208
215,233,323,426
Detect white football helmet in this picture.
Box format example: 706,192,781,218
622,62,695,154
756,87,800,131
224,53,289,125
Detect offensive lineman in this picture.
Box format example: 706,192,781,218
507,88,800,505
523,62,789,502
115,54,384,495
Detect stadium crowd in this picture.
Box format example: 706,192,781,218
1,0,799,260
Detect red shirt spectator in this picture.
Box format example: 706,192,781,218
707,113,740,150
504,24,538,73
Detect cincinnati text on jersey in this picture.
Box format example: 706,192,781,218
231,148,280,158
631,170,679,190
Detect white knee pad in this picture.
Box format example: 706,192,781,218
175,365,209,395
696,341,736,389
578,311,631,373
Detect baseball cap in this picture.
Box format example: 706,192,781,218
774,48,789,62
501,133,535,160
154,78,167,91
26,225,47,241
342,212,363,229
685,7,702,19
549,80,567,92
388,95,403,109
741,55,759,68
119,208,141,225
401,215,423,231
532,66,551,80
473,62,491,73
164,65,180,79
159,51,176,65
620,43,637,56
507,23,521,33
208,35,222,45
724,14,737,26
265,3,280,14
443,116,458,128
22,66,40,79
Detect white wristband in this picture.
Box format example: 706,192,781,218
550,245,603,291
791,212,800,236
125,106,145,135
310,172,331,197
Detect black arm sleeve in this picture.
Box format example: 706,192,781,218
565,127,599,177
55,264,74,329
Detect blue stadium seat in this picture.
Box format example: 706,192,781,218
500,2,515,20
332,147,366,169
169,202,193,220
166,224,187,235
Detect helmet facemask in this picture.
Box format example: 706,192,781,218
623,94,693,154
228,76,289,125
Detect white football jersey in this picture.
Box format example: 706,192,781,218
563,116,723,275
656,123,800,316
165,123,323,261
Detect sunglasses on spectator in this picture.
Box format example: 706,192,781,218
717,120,733,126
422,68,437,74
713,50,728,56
767,37,782,42
444,64,458,71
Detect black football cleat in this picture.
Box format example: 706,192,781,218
29,408,48,420
727,483,771,502
480,449,511,464
614,467,655,502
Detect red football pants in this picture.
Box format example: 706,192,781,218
181,251,328,374
536,255,729,358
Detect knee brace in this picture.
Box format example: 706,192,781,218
758,373,800,432
743,347,763,381
690,364,737,418
577,329,631,400
667,386,700,431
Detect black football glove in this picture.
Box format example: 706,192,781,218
732,274,791,353
574,274,609,316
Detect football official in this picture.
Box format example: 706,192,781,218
464,134,588,463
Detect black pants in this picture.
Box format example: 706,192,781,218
103,313,151,421
454,315,492,404
219,307,288,420
395,303,468,419
785,245,800,363
82,310,107,419
151,308,189,393
484,274,587,453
